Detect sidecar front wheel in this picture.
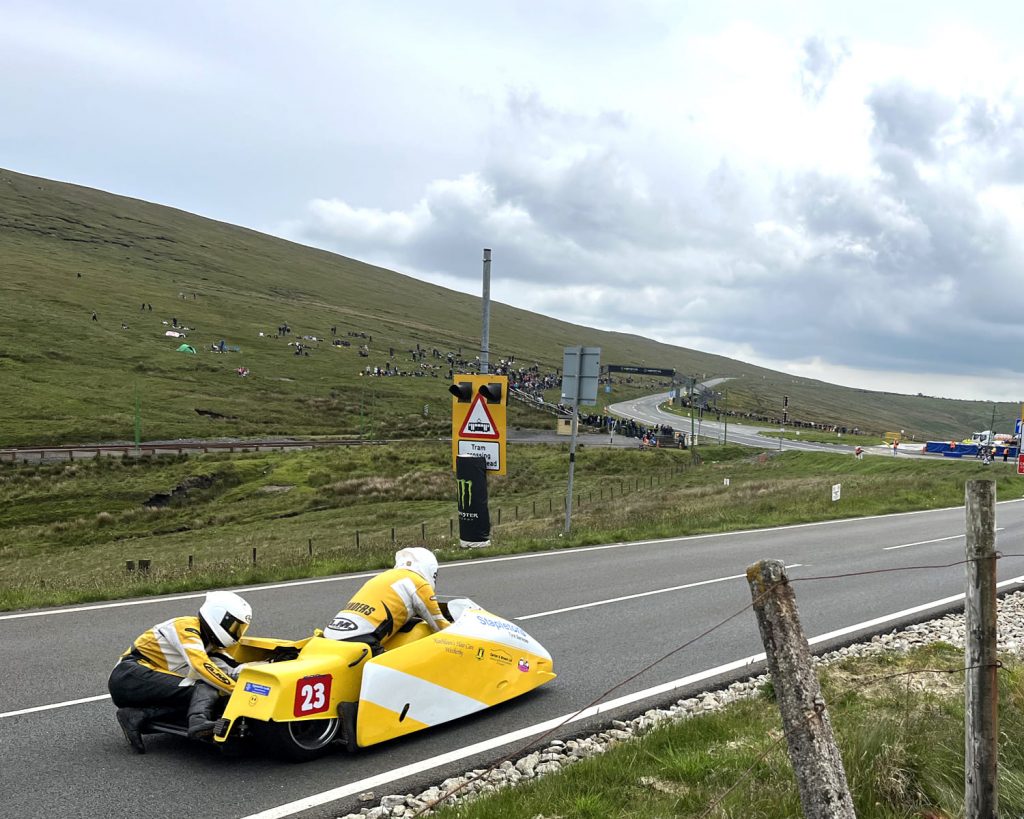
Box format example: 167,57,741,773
262,717,340,761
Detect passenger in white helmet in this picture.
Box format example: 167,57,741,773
323,547,449,653
107,590,253,753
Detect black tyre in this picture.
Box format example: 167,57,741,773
262,717,340,762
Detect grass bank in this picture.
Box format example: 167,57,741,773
2,443,1022,611
431,643,1024,818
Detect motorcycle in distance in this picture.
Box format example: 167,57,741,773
147,598,555,761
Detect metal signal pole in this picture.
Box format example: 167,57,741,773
481,249,491,374
564,346,582,534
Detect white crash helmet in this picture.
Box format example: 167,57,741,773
395,547,439,585
199,590,252,647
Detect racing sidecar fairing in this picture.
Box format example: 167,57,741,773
212,599,555,760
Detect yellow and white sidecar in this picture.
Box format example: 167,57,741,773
214,598,555,760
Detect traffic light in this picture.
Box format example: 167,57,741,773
478,382,502,403
449,381,503,403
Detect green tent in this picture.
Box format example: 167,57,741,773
176,343,197,354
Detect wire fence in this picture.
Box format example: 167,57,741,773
406,537,1023,817
115,463,695,578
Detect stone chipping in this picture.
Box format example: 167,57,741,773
336,590,1024,819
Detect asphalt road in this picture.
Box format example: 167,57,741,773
5,501,1024,819
608,392,946,457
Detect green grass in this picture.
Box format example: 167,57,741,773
0,166,1020,447
3,442,1021,610
759,429,888,446
432,644,1024,818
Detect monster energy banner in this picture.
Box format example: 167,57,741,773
456,454,490,548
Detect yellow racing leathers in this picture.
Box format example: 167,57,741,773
108,615,236,708
324,567,450,645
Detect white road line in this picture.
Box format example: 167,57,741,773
0,694,111,719
884,532,962,548
5,560,1004,723
0,568,790,719
5,500,1023,622
515,565,802,621
0,573,379,620
883,527,1005,551
236,575,1024,819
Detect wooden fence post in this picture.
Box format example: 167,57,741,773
965,479,998,819
747,559,855,819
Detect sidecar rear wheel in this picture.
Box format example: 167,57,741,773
263,717,340,761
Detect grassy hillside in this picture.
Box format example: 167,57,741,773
0,167,1015,445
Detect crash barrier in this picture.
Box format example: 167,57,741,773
925,441,1020,458
509,386,564,417
652,434,685,449
0,438,389,464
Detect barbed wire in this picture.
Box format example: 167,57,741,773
408,588,773,816
409,551,1023,818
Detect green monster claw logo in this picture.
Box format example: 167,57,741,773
456,478,473,509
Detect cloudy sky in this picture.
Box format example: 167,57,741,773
5,1,1024,400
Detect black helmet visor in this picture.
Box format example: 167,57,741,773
220,611,249,641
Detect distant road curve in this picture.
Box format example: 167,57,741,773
607,392,925,457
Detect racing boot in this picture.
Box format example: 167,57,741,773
186,682,222,740
116,707,149,754
117,706,182,753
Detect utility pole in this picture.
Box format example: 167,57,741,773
564,353,581,534
133,384,141,457
690,376,696,445
723,390,728,445
480,248,491,374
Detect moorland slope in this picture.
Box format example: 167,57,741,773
0,167,1011,445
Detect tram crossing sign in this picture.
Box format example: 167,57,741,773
449,374,508,474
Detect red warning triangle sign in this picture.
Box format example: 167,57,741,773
459,395,500,439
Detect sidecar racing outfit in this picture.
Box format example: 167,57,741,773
324,547,449,650
108,590,251,753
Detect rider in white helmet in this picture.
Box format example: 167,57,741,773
108,590,253,753
323,547,449,652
